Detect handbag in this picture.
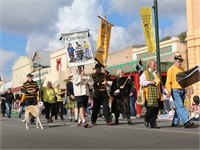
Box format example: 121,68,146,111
113,78,121,96
52,88,57,102
114,89,120,96
136,85,145,105
54,96,58,101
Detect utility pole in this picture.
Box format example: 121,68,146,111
153,0,161,73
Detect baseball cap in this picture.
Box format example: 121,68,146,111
27,73,34,78
174,54,184,61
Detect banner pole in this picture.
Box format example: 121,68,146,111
98,15,114,26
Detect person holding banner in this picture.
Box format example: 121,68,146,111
91,63,114,126
110,69,134,125
165,54,195,128
140,59,163,129
73,65,94,128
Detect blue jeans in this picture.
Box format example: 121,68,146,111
171,89,190,124
130,100,136,117
5,103,12,118
19,106,26,116
86,107,93,115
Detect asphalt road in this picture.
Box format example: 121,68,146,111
1,114,200,150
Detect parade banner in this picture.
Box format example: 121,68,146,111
176,64,200,88
95,16,113,67
140,7,155,53
61,30,94,67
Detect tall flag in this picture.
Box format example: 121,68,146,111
140,7,156,53
95,16,113,67
136,60,143,75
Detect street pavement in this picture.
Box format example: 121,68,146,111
0,114,200,150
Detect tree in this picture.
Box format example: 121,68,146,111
160,36,171,42
177,32,187,43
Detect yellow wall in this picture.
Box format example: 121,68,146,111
186,0,200,97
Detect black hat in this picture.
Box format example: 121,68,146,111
94,63,102,69
193,95,200,103
27,73,34,78
174,54,184,61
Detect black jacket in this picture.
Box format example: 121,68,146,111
1,92,15,104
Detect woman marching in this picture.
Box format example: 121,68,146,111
110,70,134,125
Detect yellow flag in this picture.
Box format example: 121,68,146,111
95,18,112,67
140,7,155,53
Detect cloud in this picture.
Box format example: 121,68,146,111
0,49,18,81
25,0,105,56
162,17,187,37
0,0,74,35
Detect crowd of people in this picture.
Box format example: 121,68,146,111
0,54,199,129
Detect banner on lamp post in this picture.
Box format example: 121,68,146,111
140,7,155,53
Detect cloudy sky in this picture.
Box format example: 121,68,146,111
0,0,187,81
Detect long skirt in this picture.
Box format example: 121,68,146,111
111,96,131,115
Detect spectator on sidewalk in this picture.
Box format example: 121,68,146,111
1,88,15,118
189,95,200,121
86,97,93,116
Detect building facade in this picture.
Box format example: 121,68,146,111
186,0,200,96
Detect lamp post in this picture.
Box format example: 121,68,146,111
37,64,42,101
153,0,161,74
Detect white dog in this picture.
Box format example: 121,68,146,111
22,103,44,130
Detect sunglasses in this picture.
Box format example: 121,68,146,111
176,60,183,63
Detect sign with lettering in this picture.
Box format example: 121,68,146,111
62,30,95,67
137,46,172,60
107,61,173,75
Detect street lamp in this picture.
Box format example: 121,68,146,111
37,63,42,101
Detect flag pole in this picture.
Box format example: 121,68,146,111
153,0,161,74
98,15,114,27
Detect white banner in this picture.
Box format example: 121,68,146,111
62,30,94,67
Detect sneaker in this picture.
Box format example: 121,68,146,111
184,121,194,128
74,119,78,123
83,122,89,128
